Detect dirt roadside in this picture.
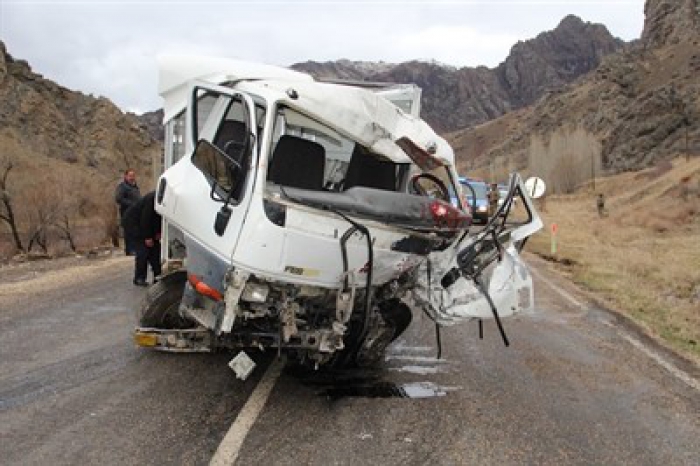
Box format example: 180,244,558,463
0,253,131,308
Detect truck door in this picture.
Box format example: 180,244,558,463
156,82,259,263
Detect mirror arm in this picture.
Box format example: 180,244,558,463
209,179,223,203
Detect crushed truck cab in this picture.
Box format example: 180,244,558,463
136,55,543,369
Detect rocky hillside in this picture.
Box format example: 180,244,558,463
0,40,164,255
448,0,700,191
137,109,165,143
0,40,160,182
293,15,623,132
642,0,700,48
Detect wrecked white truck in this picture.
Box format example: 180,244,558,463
134,56,544,371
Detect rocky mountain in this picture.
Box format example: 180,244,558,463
0,40,160,182
293,15,624,132
291,59,396,81
496,15,624,107
137,109,165,143
447,0,700,191
642,0,700,48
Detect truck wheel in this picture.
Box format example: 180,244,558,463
330,300,413,369
138,270,194,329
380,299,413,342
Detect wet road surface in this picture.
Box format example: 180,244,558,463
1,255,698,465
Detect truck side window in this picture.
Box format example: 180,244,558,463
192,96,255,204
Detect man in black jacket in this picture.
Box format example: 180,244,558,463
121,191,161,286
115,169,141,255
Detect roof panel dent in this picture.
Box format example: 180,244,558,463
157,55,454,166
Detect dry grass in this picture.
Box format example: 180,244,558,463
529,156,700,363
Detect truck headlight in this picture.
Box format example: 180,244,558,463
241,283,270,303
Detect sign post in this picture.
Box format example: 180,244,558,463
551,223,558,255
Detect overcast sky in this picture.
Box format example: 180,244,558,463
0,0,646,114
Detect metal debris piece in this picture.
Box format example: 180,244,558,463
229,351,256,380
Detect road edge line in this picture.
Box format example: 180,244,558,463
530,266,700,393
210,357,285,466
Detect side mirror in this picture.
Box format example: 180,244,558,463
191,139,244,236
192,139,242,203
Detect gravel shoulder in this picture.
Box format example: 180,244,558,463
0,252,131,309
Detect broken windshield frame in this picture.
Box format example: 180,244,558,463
395,136,462,210
262,105,470,234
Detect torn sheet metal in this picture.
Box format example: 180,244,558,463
412,244,535,326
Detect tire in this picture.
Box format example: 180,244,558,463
330,299,413,369
379,298,413,342
138,270,195,329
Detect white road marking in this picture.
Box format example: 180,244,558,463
530,266,700,393
210,357,285,466
389,365,442,375
529,267,585,310
384,355,450,364
613,328,700,392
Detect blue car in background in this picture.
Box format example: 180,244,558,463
459,177,489,224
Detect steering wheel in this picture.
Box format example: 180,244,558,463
409,173,450,202
223,139,247,161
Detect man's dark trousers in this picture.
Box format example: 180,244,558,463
124,233,138,256
134,240,162,283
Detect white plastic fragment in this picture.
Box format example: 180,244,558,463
229,351,256,380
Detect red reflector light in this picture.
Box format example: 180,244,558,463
428,200,471,228
430,202,449,218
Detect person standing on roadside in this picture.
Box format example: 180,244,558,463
488,183,500,218
115,169,141,255
121,191,162,287
596,193,607,217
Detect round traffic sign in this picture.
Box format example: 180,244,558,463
524,177,547,199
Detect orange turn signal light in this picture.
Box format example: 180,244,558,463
134,331,158,347
188,274,223,301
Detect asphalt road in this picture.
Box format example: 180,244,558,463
1,255,698,465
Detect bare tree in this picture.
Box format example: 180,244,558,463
85,178,122,249
551,155,587,194
54,208,79,252
101,195,121,248
0,156,25,252
52,178,95,252
22,176,61,254
25,205,54,254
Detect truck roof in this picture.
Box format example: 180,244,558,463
157,54,453,166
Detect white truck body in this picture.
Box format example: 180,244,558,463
138,55,543,368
